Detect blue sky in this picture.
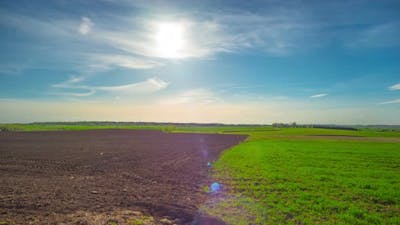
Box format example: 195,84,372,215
0,0,399,124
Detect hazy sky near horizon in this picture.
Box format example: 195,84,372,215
0,0,399,124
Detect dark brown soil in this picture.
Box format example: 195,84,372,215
0,130,246,224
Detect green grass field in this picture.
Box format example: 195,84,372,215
209,139,400,224
1,123,399,224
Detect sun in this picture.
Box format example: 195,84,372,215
155,22,185,59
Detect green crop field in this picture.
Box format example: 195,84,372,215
207,139,400,224
200,128,400,225
1,123,399,224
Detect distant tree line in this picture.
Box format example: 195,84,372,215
272,122,301,128
272,122,358,131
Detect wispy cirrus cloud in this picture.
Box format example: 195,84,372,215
389,83,400,91
0,11,164,71
378,98,400,105
51,89,96,97
88,54,163,70
160,88,220,105
2,0,399,76
52,75,85,88
94,19,234,59
52,77,169,97
96,77,169,94
379,83,400,105
310,93,328,98
347,22,400,48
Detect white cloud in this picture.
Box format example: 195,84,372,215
51,89,96,97
52,77,169,97
69,76,84,83
0,10,76,39
389,83,400,91
78,17,93,35
89,54,162,70
98,19,230,59
160,88,220,105
79,13,312,60
2,2,399,80
379,99,400,105
310,93,328,98
96,77,169,94
52,76,86,89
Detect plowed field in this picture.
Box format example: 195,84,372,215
0,130,246,224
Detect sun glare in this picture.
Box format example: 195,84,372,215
155,22,185,58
